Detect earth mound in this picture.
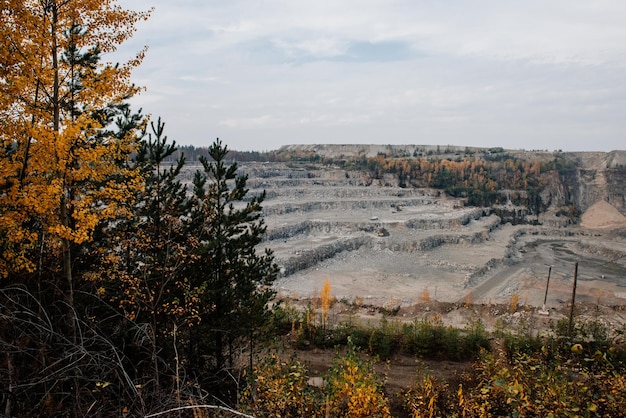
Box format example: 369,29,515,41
580,200,626,229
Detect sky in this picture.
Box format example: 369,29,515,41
112,1,626,152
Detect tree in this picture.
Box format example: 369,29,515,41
320,278,332,329
325,339,391,417
0,2,150,415
97,118,203,393
0,0,149,302
189,139,278,378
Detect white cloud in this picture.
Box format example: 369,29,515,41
272,37,349,59
114,0,626,152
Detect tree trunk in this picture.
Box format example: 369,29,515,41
5,351,14,417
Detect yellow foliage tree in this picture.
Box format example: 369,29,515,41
242,354,320,417
402,373,453,418
418,287,430,302
0,1,150,300
325,340,391,417
509,293,519,313
320,278,332,328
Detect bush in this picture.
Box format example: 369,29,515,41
241,354,321,417
367,316,398,360
460,349,626,417
463,319,491,357
325,339,391,418
401,373,458,417
400,316,471,360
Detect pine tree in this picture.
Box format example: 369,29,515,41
97,118,203,390
189,139,277,376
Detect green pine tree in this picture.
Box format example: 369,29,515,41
95,118,201,392
189,139,278,377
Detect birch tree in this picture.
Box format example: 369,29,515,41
0,0,150,299
0,2,151,415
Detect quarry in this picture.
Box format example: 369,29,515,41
235,145,626,326
187,145,626,329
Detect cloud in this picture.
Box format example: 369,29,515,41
114,0,626,152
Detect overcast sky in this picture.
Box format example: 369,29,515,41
112,1,626,152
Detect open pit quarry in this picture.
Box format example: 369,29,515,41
219,152,626,311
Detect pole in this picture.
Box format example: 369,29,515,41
567,262,578,338
542,266,552,312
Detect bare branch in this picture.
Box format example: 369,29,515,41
144,404,256,418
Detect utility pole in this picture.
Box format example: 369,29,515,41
539,266,552,315
567,262,578,338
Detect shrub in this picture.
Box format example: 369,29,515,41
324,339,391,418
241,354,321,417
460,346,626,417
401,372,458,418
400,316,469,360
463,319,490,358
367,316,399,360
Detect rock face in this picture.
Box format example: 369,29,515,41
235,161,499,280
245,158,626,307
274,145,626,217
566,151,626,214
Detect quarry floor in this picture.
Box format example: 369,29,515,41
272,222,626,311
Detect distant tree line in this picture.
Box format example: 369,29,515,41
163,145,287,163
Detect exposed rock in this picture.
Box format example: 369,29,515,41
175,146,626,307
376,227,389,237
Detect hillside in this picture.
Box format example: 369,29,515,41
274,144,626,216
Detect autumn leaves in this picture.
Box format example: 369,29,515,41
0,1,150,279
